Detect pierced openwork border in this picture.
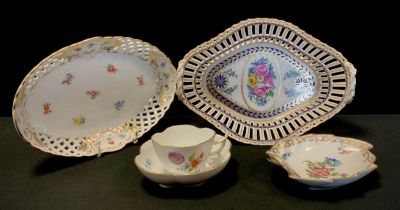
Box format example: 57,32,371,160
12,36,177,157
177,18,357,145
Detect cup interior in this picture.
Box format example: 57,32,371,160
152,125,215,147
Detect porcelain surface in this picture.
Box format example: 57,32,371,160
135,134,231,187
151,125,226,173
177,18,357,145
266,134,377,189
13,37,177,156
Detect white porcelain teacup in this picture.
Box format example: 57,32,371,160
151,125,227,174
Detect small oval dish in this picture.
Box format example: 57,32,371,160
177,18,356,145
12,37,177,157
266,134,377,190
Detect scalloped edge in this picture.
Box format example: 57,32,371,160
177,18,356,145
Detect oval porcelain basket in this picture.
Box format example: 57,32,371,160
177,18,356,145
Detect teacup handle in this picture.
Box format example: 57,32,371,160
210,134,228,156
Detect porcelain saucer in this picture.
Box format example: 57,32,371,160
134,134,231,187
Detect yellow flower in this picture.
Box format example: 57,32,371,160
248,74,257,88
73,116,85,125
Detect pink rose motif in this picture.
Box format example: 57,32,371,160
255,64,268,76
311,167,331,178
86,90,100,99
253,86,269,97
168,152,185,165
263,74,274,85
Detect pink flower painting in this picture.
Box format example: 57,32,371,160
247,57,276,106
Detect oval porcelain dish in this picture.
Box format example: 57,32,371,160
12,37,177,156
177,18,356,145
266,134,377,189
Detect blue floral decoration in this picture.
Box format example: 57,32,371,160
114,100,125,111
324,157,342,167
160,61,166,68
214,74,228,89
282,152,293,160
295,78,309,92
